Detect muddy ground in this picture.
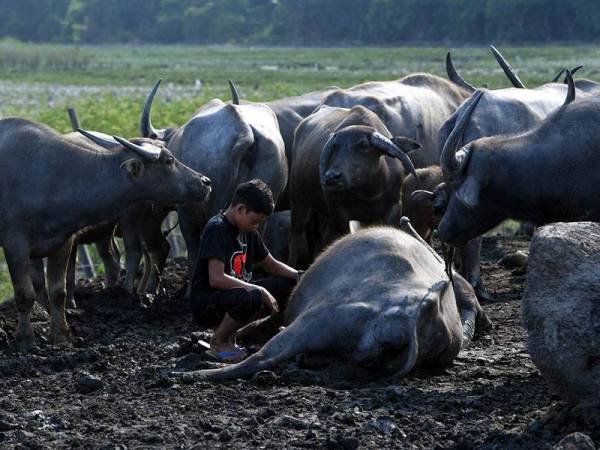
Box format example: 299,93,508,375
0,236,598,449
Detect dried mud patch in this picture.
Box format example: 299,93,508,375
0,239,598,449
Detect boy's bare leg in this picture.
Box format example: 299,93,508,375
210,313,242,353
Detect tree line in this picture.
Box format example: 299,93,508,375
1,0,599,45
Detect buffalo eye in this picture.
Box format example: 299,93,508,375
165,156,174,166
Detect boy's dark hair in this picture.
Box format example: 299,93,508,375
231,179,274,215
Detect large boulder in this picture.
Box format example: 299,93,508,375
522,222,600,403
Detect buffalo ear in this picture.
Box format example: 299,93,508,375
391,136,421,154
411,190,434,204
456,176,482,209
120,159,144,180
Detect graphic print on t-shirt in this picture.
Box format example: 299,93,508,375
230,243,251,281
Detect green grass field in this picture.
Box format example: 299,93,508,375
1,42,599,301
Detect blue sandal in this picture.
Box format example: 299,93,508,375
206,348,247,363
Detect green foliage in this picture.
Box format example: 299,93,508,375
1,0,600,44
0,249,13,302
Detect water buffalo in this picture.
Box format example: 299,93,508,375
428,51,599,300
290,104,417,265
402,166,444,243
0,118,211,350
438,73,600,245
316,73,471,168
175,220,490,382
141,81,287,289
224,81,341,210
67,128,176,298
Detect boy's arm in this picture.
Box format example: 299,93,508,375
260,254,300,280
207,258,279,313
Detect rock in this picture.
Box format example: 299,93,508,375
522,222,600,403
0,419,18,432
362,416,398,435
497,250,528,269
77,374,104,393
553,432,595,450
218,429,232,442
252,370,279,385
275,415,311,430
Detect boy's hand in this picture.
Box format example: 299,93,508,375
261,288,279,314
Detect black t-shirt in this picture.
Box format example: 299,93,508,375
191,212,269,295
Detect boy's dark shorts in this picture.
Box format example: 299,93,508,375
191,276,295,327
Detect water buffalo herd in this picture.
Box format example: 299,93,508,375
1,47,598,384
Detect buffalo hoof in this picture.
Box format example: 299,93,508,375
49,328,71,346
474,285,493,303
65,297,77,309
12,335,37,353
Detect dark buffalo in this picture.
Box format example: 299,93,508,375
0,118,211,350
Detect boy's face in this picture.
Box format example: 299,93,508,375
233,205,268,232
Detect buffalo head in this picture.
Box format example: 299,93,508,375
319,125,418,195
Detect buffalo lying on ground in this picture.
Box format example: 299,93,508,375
290,105,417,265
176,220,491,382
437,73,600,245
0,118,211,350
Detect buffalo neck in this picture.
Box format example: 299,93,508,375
56,141,147,231
490,131,599,223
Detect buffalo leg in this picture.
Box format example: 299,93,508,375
289,201,313,268
179,212,203,298
46,238,74,344
457,237,492,302
122,230,143,295
65,246,78,309
4,240,37,350
31,258,49,310
95,235,121,288
138,215,170,295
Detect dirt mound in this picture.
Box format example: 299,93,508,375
0,239,598,449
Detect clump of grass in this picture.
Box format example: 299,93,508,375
0,249,13,302
0,39,91,73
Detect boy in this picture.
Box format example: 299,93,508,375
190,179,300,363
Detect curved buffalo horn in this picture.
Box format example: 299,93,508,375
113,135,161,161
318,133,336,185
369,132,417,178
140,79,164,140
440,90,485,176
490,45,526,89
411,190,434,203
551,65,583,83
77,128,121,150
228,79,240,105
552,68,565,83
564,70,576,105
446,52,476,93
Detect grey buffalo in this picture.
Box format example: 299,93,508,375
141,81,287,286
224,81,340,210
175,221,490,382
424,51,599,300
290,105,418,264
438,73,600,245
0,118,211,350
317,73,471,168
